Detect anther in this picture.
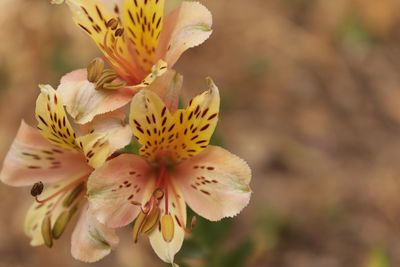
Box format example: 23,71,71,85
41,216,53,248
95,69,118,90
161,214,174,242
87,58,105,83
115,28,124,37
152,188,164,200
106,18,119,30
31,181,44,197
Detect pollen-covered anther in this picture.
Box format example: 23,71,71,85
30,181,44,197
161,214,174,242
87,58,105,83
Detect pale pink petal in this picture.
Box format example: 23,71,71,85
149,181,186,264
75,114,131,169
87,154,155,228
71,204,119,263
58,69,133,124
173,146,252,221
159,1,213,67
0,121,91,187
147,69,182,113
84,114,131,154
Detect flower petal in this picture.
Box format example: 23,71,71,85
130,78,219,163
66,0,136,80
145,69,182,113
0,121,91,186
36,84,79,150
160,1,212,67
75,114,131,169
173,146,252,221
87,154,155,228
123,0,165,73
24,176,87,246
81,110,132,154
71,204,119,262
58,69,133,124
149,182,186,264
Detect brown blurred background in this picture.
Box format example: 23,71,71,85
1,0,400,266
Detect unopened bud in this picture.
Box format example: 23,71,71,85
87,58,104,83
31,182,44,197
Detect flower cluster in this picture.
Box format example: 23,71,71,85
0,0,252,265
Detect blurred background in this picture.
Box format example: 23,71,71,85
1,0,400,266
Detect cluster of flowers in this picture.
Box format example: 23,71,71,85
0,0,252,265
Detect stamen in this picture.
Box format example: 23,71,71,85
41,216,53,248
161,214,174,242
141,206,160,234
106,18,119,30
34,177,85,204
132,211,147,243
52,204,78,239
87,58,105,82
31,181,44,197
95,69,118,90
62,182,85,207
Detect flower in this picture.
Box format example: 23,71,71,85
57,0,213,124
0,85,131,262
87,78,252,264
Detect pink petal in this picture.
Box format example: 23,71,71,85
158,1,213,67
75,113,131,169
147,69,182,113
0,121,91,187
87,154,155,228
149,182,186,264
71,204,119,262
173,146,252,221
58,69,133,124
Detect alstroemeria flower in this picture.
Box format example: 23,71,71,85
57,0,212,124
0,85,131,262
87,79,252,264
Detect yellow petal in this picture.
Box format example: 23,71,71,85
130,78,219,163
35,85,79,151
123,0,165,72
66,0,136,80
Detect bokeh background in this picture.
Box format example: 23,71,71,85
1,0,400,266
